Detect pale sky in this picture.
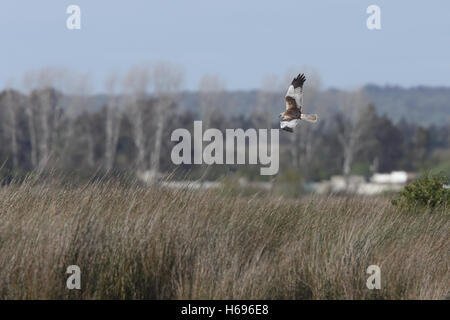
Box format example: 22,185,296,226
1,0,449,91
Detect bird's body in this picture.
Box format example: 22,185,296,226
280,73,318,132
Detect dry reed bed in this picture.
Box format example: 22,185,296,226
0,180,448,299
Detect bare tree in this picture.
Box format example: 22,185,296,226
335,89,369,178
197,74,226,180
35,88,57,172
25,104,38,168
123,65,150,172
198,74,226,129
22,68,65,172
22,72,38,168
2,85,19,168
104,73,122,171
58,72,94,169
149,62,184,178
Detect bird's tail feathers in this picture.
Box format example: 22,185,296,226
301,113,318,123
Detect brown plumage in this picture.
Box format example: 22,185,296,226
282,96,301,121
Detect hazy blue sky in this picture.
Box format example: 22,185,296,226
1,0,449,91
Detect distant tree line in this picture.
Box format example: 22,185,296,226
0,67,449,183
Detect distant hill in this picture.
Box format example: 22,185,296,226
176,85,450,126
84,85,450,126
363,85,450,126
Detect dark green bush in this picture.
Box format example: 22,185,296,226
392,172,449,209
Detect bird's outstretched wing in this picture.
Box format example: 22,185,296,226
285,73,305,111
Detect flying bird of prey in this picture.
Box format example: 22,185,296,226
280,73,318,132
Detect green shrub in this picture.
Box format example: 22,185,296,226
392,172,449,209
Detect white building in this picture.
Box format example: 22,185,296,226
313,171,413,195
371,171,409,184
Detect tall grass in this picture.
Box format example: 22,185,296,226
0,178,448,299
